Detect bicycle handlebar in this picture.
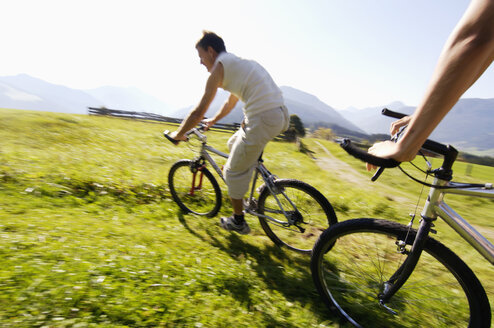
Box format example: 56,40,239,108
163,130,180,145
381,108,407,119
339,108,406,169
341,108,459,177
340,139,401,169
163,124,208,145
381,108,457,159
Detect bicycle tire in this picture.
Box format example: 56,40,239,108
310,218,491,328
257,179,337,254
168,159,222,217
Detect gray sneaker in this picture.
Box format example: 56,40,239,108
220,215,251,235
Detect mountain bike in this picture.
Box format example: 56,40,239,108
311,109,493,327
164,124,337,254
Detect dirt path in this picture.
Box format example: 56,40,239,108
311,140,414,205
312,140,372,186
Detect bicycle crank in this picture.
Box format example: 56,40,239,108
288,211,306,233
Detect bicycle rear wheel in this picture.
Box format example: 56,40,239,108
311,218,491,328
168,159,222,217
257,179,337,254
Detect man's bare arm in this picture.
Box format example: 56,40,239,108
173,63,224,140
203,93,239,129
368,0,494,166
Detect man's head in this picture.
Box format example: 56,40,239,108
196,31,226,72
196,31,226,53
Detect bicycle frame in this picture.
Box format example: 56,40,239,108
423,178,494,264
190,129,300,226
200,143,229,180
381,175,494,303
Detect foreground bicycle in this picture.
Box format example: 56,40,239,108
311,109,493,327
164,124,337,253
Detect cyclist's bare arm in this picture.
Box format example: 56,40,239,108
171,63,224,141
203,93,239,130
368,0,494,168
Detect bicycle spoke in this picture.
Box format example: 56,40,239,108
311,219,488,327
257,179,336,253
169,160,222,217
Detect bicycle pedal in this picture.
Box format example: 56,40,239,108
243,198,258,210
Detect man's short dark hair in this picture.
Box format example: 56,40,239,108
196,31,226,53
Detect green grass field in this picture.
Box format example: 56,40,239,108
1,108,493,327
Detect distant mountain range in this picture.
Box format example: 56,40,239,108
1,74,493,156
0,74,173,116
171,86,365,135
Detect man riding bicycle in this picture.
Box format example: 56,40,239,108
169,31,289,234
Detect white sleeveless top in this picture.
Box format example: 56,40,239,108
214,52,284,118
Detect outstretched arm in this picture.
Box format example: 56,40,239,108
171,63,224,140
203,93,239,129
368,0,494,168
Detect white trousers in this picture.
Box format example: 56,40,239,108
224,106,289,199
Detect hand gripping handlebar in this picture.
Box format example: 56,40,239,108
339,139,401,168
163,130,180,145
339,139,400,181
163,124,208,145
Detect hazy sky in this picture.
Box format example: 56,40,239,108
1,0,492,110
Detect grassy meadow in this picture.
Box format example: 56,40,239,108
0,108,493,327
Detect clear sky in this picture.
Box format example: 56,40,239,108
1,0,492,110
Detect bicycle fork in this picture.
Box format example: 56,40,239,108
188,165,206,196
379,217,435,313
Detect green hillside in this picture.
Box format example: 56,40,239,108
1,108,492,327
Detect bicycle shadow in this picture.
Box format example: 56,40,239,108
176,212,340,326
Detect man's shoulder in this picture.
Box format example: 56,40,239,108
218,52,238,62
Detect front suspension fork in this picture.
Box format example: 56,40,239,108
189,162,206,195
379,217,434,304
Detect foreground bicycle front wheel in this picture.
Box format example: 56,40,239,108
257,179,337,254
311,218,491,328
168,159,222,217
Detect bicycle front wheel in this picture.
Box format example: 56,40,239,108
257,179,337,254
311,218,491,328
168,159,222,217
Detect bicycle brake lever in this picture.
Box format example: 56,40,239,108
391,125,407,142
371,167,385,182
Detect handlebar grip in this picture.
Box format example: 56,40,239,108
340,139,400,168
381,108,407,119
163,130,180,145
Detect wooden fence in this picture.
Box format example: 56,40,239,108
88,107,241,132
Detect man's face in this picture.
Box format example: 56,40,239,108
197,46,216,72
